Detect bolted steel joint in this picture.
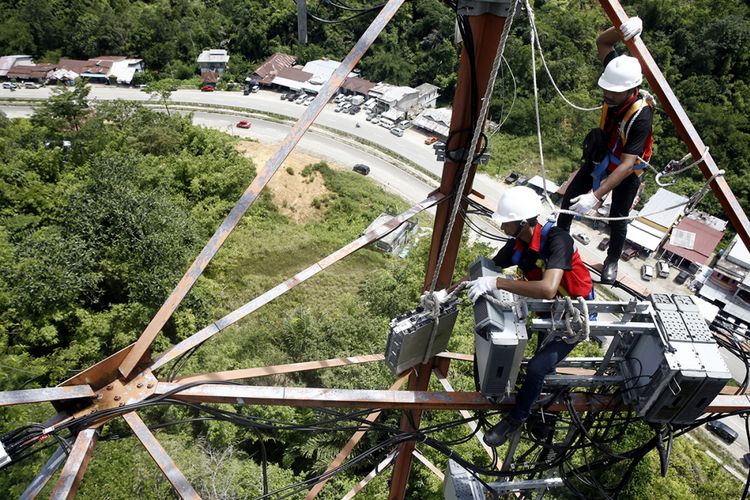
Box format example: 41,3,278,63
457,0,514,17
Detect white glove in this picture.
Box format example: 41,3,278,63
570,192,600,215
620,16,643,41
467,276,497,303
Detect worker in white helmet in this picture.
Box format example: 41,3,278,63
557,16,653,285
467,186,594,447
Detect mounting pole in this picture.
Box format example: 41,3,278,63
297,0,308,44
389,8,510,499
598,0,750,249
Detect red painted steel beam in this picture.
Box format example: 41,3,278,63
393,12,509,499
122,412,201,499
153,382,750,413
173,355,384,384
0,385,95,407
50,428,97,500
598,0,750,249
119,0,408,378
149,193,442,373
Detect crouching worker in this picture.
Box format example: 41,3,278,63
467,186,594,447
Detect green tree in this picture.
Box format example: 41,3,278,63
31,78,91,133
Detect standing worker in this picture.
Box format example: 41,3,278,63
557,17,653,284
467,186,595,447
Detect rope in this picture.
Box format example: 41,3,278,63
526,0,602,112
649,147,710,187
480,293,516,310
428,0,520,295
420,282,470,363
526,0,555,214
555,169,725,222
489,57,517,136
561,296,590,344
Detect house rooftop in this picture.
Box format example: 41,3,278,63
198,49,229,64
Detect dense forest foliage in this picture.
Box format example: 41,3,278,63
1,0,748,221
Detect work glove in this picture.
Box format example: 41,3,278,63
569,192,599,215
620,16,643,41
467,276,497,303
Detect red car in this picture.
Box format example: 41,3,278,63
236,120,251,129
200,85,214,92
424,136,438,145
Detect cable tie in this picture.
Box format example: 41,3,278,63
42,426,55,435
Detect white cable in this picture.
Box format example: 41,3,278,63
489,57,518,136
527,2,602,112
556,169,725,222
526,0,556,214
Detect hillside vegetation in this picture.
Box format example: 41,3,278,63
1,0,748,222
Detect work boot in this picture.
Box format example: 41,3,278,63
483,416,523,447
600,258,618,285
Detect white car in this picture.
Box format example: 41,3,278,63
294,94,308,105
2,82,17,89
370,117,380,125
641,264,654,281
303,96,315,106
390,127,404,137
399,120,411,129
24,82,42,89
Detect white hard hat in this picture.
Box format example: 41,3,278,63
492,186,543,224
598,55,643,92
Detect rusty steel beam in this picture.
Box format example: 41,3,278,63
20,443,68,500
174,354,384,384
598,0,750,249
412,449,444,481
341,450,397,500
0,385,95,407
120,0,408,378
150,193,442,373
50,428,97,500
122,412,201,499
393,11,510,498
305,374,408,499
153,382,750,414
423,14,507,291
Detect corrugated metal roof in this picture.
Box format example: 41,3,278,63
527,175,560,193
727,235,750,268
6,63,55,79
251,53,296,85
638,188,687,229
275,67,313,83
626,220,664,251
342,76,375,95
197,49,229,64
662,216,725,265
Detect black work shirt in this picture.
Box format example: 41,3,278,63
602,49,653,157
492,226,574,274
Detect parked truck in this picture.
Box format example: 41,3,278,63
351,95,365,106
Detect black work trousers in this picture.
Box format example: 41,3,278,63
557,166,641,262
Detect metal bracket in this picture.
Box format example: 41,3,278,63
457,0,514,17
75,370,158,417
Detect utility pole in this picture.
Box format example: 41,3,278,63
297,0,308,45
389,1,514,497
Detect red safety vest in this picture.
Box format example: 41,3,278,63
599,91,653,173
512,222,593,298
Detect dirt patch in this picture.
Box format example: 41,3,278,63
236,142,333,223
